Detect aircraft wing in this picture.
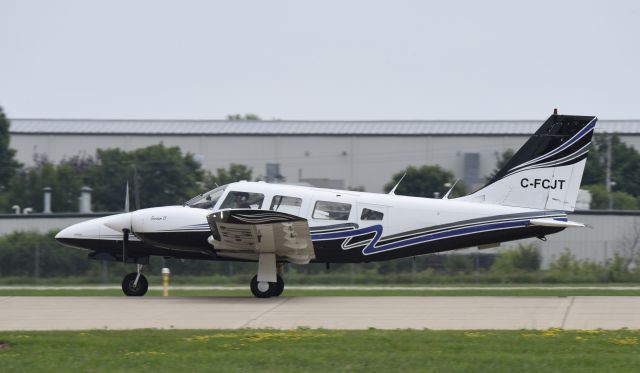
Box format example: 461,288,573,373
206,209,315,264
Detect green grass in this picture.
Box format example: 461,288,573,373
1,329,639,372
2,287,640,297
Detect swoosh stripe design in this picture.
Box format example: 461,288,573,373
502,141,592,178
505,118,596,175
311,213,567,256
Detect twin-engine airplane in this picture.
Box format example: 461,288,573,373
56,113,597,297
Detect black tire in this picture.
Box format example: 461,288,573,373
122,273,148,296
250,275,279,298
271,275,285,297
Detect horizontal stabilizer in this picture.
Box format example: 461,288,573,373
528,218,584,228
206,209,315,264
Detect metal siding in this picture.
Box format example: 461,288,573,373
10,119,640,136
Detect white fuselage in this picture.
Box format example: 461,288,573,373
56,181,567,263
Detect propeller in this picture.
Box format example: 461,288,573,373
103,178,141,262
122,181,131,262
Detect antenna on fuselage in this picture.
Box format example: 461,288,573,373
442,178,460,200
124,181,130,212
388,172,407,195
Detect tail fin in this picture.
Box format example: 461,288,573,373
458,114,597,211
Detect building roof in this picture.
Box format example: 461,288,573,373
9,118,640,136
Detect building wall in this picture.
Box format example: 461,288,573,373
11,132,640,193
10,133,533,192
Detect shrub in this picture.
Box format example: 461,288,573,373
492,244,541,274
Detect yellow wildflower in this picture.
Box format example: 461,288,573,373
609,337,638,346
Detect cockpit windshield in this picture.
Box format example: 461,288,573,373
186,185,228,209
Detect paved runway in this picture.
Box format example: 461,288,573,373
1,296,639,331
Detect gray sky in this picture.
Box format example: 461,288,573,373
1,0,638,120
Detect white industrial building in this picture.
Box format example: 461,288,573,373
4,118,640,266
9,118,640,193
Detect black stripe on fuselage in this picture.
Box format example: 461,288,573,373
311,225,563,263
55,237,217,260
377,211,565,245
135,231,213,251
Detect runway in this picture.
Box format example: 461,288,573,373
1,296,639,331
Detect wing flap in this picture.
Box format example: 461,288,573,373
207,209,315,263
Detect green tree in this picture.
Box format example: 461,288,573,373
226,114,261,120
0,106,21,191
582,184,639,210
383,165,465,198
205,163,253,188
4,155,96,213
583,135,640,197
90,144,204,211
486,148,514,180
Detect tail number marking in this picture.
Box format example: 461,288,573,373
520,178,566,189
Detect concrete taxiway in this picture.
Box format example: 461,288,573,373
1,296,639,331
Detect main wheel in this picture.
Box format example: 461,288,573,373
122,273,148,296
271,275,285,297
250,275,283,298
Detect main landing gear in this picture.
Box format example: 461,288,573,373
250,253,285,298
122,264,148,296
250,274,284,298
119,256,286,298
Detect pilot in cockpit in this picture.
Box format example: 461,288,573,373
233,192,251,208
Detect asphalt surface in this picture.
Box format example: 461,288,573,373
1,296,640,330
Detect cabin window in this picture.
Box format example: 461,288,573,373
187,184,227,209
312,201,352,220
220,191,264,209
360,208,384,221
270,196,303,215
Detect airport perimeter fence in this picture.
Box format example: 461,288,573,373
1,230,639,285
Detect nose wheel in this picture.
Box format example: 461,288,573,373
122,264,148,296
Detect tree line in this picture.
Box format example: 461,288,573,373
2,105,640,212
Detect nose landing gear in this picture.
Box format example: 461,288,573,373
122,264,148,296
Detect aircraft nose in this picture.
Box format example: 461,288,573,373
55,226,71,241
55,218,103,249
103,212,132,232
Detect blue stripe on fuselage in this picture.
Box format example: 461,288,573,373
311,215,563,256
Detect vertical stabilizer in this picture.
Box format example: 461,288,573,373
457,114,597,211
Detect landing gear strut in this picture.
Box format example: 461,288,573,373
250,254,285,298
122,264,148,296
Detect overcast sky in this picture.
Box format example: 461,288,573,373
0,0,638,120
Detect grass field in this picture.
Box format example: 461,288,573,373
1,329,639,372
2,286,640,297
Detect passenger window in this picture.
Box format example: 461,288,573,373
220,191,264,209
270,196,303,215
361,208,384,221
312,201,352,220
